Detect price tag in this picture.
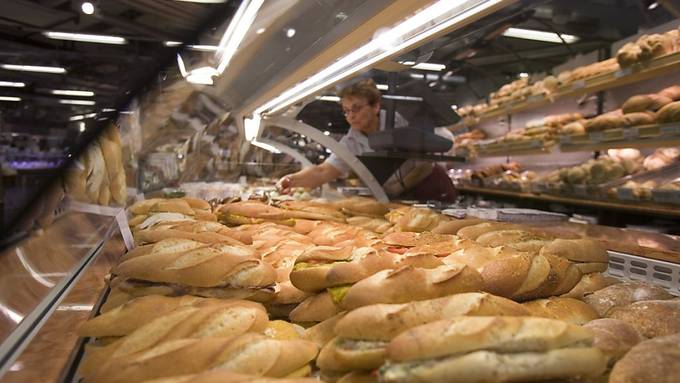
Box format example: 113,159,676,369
590,132,604,142
614,67,634,78
571,80,586,89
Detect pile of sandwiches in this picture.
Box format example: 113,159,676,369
77,196,680,382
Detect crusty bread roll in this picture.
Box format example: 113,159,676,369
430,218,484,234
583,281,674,316
659,85,680,101
142,371,319,383
622,93,673,113
539,238,609,263
382,231,458,248
289,292,341,323
83,334,318,383
332,197,388,218
336,371,377,383
336,263,483,310
334,292,528,342
616,41,642,68
345,216,392,233
216,201,296,226
585,112,624,132
277,200,346,223
394,207,444,232
584,318,642,363
638,33,674,61
474,229,552,248
302,312,347,349
121,238,205,262
317,336,387,372
114,244,276,289
523,297,599,324
381,316,606,383
561,272,619,299
609,333,680,383
574,262,608,274
456,222,519,240
135,224,248,246
621,111,655,126
79,295,261,337
561,120,586,135
130,198,165,215
608,299,680,338
656,100,680,123
81,303,269,375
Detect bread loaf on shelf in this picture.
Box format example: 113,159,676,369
656,100,680,123
583,318,643,364
523,297,599,324
583,281,674,316
622,93,672,113
561,272,619,299
607,299,680,338
609,333,680,383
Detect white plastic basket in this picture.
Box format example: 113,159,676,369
606,250,680,296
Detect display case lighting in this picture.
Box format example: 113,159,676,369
59,99,96,105
401,61,446,71
502,27,578,44
78,122,86,132
81,2,95,15
0,96,21,102
251,139,281,153
44,31,127,45
254,0,512,118
215,0,265,74
51,89,95,97
188,45,219,52
1,64,66,74
0,81,25,88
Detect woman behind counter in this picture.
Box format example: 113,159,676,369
276,79,457,201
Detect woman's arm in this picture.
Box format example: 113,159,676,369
276,162,342,193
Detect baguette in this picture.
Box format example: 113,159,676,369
539,238,609,263
394,207,444,232
332,197,388,218
474,229,552,247
659,85,680,101
583,281,674,316
289,292,341,323
431,218,484,234
141,371,319,383
335,263,483,310
381,316,606,383
656,100,680,123
345,216,392,233
120,238,205,262
456,222,518,240
622,93,672,113
523,297,599,324
84,334,318,383
276,200,347,223
609,333,680,383
561,272,619,299
79,295,261,337
302,312,347,349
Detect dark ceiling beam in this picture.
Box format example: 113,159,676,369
92,11,184,40
115,0,205,31
465,40,605,67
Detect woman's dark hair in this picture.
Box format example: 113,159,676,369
338,78,381,105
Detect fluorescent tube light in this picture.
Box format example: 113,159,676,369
519,72,528,78
215,0,265,74
0,96,21,102
101,108,116,112
376,84,389,90
188,45,219,51
59,99,95,105
255,0,511,116
409,73,425,79
1,64,66,74
502,27,578,44
383,95,423,102
0,81,25,87
51,89,94,97
81,2,95,15
164,41,183,47
174,0,228,3
317,95,341,102
79,122,86,132
251,140,280,153
69,115,85,121
244,115,261,141
401,61,446,71
44,31,127,45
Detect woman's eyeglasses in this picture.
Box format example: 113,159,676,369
342,103,368,116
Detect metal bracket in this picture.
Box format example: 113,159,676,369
263,116,389,202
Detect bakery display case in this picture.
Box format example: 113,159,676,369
1,0,680,382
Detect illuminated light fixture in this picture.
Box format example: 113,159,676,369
451,104,458,110
187,44,219,51
251,139,281,153
81,1,95,15
255,0,512,117
57,304,94,311
0,81,25,87
177,54,218,85
174,0,228,3
324,131,330,135
215,0,265,74
401,61,446,71
69,115,85,121
79,122,86,132
59,99,96,105
648,1,659,10
376,84,389,90
317,95,341,102
519,72,529,78
43,31,127,45
286,28,296,38
409,73,425,79
51,89,94,97
244,115,261,141
502,27,579,44
1,64,66,74
164,41,182,47
0,96,21,102
101,108,116,112
256,28,266,34
383,95,423,102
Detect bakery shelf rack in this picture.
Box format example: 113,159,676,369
451,51,680,131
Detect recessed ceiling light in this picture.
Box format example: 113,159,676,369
51,89,95,97
0,96,21,102
286,28,296,38
1,64,66,74
451,104,458,110
81,2,95,15
187,45,219,51
376,84,389,90
256,28,266,34
164,41,183,47
44,31,127,45
519,72,529,78
502,27,579,44
59,99,96,105
401,61,446,71
0,81,25,88
78,122,86,132
648,1,659,10
316,95,340,102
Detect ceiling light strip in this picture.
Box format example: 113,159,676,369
1,64,66,74
0,96,21,102
215,0,265,74
256,0,512,116
43,31,127,45
502,27,578,44
0,81,25,88
59,99,95,105
51,89,95,97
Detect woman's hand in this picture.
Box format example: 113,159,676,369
276,175,293,194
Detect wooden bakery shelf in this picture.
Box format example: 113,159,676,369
559,122,680,152
457,185,680,218
451,51,680,130
456,139,554,158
